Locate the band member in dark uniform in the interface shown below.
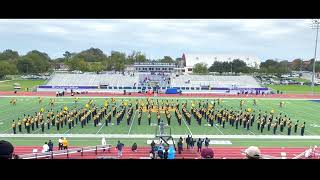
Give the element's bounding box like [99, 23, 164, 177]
[246, 120, 250, 130]
[41, 120, 45, 132]
[148, 113, 151, 126]
[157, 113, 161, 125]
[56, 119, 60, 131]
[267, 119, 271, 131]
[68, 118, 72, 129]
[18, 119, 22, 133]
[31, 119, 34, 131]
[47, 118, 51, 130]
[294, 120, 299, 133]
[301, 122, 305, 136]
[12, 120, 16, 134]
[235, 118, 239, 129]
[287, 122, 292, 135]
[178, 114, 182, 126]
[272, 122, 278, 135]
[137, 113, 142, 125]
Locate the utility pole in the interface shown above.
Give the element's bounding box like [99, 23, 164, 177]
[311, 19, 320, 94]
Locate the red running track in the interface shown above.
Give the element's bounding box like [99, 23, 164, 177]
[13, 146, 312, 159]
[1, 91, 320, 99]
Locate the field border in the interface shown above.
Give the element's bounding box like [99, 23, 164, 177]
[2, 134, 320, 139]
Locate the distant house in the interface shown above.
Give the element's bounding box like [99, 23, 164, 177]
[54, 63, 69, 71]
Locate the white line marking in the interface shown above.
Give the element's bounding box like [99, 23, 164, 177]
[181, 115, 193, 136]
[32, 128, 41, 134]
[213, 124, 225, 135]
[2, 127, 12, 134]
[127, 110, 137, 135]
[96, 123, 105, 134]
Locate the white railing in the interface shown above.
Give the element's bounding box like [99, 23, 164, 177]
[17, 144, 112, 159]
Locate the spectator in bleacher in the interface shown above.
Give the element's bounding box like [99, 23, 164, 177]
[62, 138, 68, 150]
[42, 142, 49, 153]
[58, 137, 63, 150]
[116, 141, 124, 157]
[131, 142, 137, 152]
[48, 140, 53, 152]
[0, 140, 14, 159]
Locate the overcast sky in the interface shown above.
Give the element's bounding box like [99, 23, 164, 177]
[0, 19, 317, 61]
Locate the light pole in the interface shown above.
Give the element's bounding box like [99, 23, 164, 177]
[311, 19, 320, 94]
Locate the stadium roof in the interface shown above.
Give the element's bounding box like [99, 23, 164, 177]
[182, 53, 261, 69]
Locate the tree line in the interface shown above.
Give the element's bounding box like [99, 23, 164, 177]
[0, 48, 181, 79]
[1, 48, 320, 79]
[192, 59, 320, 74]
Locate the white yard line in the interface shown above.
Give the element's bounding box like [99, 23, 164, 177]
[31, 128, 41, 134]
[127, 110, 137, 135]
[181, 116, 193, 136]
[95, 123, 105, 134]
[2, 127, 12, 134]
[213, 124, 225, 135]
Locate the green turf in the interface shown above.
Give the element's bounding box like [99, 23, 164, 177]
[1, 96, 320, 147]
[0, 80, 46, 91]
[291, 78, 311, 83]
[267, 85, 320, 94]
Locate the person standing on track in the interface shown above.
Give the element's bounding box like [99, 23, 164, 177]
[116, 141, 124, 158]
[204, 137, 210, 148]
[197, 138, 203, 153]
[58, 137, 63, 150]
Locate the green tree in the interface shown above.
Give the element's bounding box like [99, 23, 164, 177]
[231, 59, 248, 74]
[63, 51, 72, 60]
[291, 59, 303, 71]
[0, 49, 19, 60]
[159, 56, 174, 63]
[110, 51, 126, 71]
[193, 63, 208, 74]
[74, 48, 107, 62]
[0, 61, 18, 79]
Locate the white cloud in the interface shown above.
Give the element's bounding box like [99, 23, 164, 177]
[0, 19, 316, 60]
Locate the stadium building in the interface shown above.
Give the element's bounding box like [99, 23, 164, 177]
[178, 53, 261, 74]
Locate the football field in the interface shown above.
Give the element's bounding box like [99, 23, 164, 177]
[1, 96, 320, 147]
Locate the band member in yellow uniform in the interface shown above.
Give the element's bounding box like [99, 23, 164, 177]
[12, 120, 16, 134]
[26, 120, 30, 134]
[10, 98, 17, 105]
[38, 97, 43, 104]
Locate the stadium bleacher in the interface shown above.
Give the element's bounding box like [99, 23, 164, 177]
[38, 72, 266, 94]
